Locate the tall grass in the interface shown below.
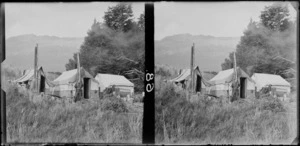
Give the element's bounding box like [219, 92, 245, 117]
[155, 82, 296, 144]
[6, 83, 143, 143]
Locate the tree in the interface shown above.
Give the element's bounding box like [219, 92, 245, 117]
[103, 3, 134, 32]
[221, 19, 266, 73]
[260, 3, 291, 32]
[65, 53, 78, 71]
[221, 52, 234, 70]
[221, 3, 296, 78]
[65, 20, 115, 73]
[137, 13, 145, 31]
[65, 3, 145, 92]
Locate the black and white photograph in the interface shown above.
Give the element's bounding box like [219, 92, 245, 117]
[1, 2, 144, 143]
[0, 1, 299, 145]
[155, 1, 298, 144]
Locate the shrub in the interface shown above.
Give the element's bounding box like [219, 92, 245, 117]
[155, 82, 198, 142]
[101, 94, 129, 113]
[1, 64, 22, 80]
[133, 94, 143, 103]
[258, 96, 286, 113]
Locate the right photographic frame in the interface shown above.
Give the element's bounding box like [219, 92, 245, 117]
[154, 1, 298, 145]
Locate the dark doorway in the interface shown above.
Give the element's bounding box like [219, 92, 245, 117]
[196, 75, 202, 92]
[180, 80, 186, 89]
[240, 77, 246, 98]
[83, 78, 90, 99]
[39, 76, 45, 93]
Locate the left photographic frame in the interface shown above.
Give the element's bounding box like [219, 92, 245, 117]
[1, 2, 145, 145]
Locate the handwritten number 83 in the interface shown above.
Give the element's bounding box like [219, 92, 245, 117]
[146, 73, 154, 92]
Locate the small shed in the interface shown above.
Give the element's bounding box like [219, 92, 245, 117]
[14, 66, 54, 93]
[251, 73, 291, 97]
[208, 67, 255, 98]
[51, 67, 99, 99]
[170, 66, 212, 93]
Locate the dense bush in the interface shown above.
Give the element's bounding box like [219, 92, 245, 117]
[1, 64, 22, 80]
[132, 94, 144, 103]
[101, 94, 129, 113]
[258, 96, 286, 113]
[155, 67, 172, 77]
[155, 82, 295, 144]
[1, 64, 22, 91]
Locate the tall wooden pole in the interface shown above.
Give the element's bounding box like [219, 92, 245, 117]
[233, 52, 237, 81]
[232, 51, 238, 101]
[74, 52, 82, 102]
[190, 43, 195, 93]
[77, 52, 81, 81]
[34, 44, 38, 93]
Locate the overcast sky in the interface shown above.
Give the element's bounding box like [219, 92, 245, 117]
[155, 1, 297, 40]
[5, 2, 144, 39]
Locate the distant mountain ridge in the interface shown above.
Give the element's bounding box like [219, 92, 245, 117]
[4, 34, 84, 72]
[155, 33, 240, 72]
[4, 33, 241, 73]
[7, 34, 82, 40]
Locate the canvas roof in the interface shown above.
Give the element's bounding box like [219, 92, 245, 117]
[251, 73, 291, 90]
[95, 73, 134, 88]
[14, 66, 55, 87]
[209, 67, 255, 85]
[14, 69, 35, 83]
[171, 69, 191, 82]
[14, 66, 44, 83]
[202, 72, 216, 81]
[53, 67, 97, 85]
[170, 66, 212, 86]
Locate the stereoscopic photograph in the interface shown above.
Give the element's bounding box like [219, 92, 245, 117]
[1, 2, 144, 143]
[155, 1, 297, 144]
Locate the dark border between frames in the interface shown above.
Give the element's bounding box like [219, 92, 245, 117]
[143, 3, 155, 144]
[1, 2, 7, 145]
[296, 2, 299, 144]
[0, 2, 154, 146]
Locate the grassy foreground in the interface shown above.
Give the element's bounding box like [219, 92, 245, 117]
[155, 80, 297, 144]
[6, 83, 143, 143]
